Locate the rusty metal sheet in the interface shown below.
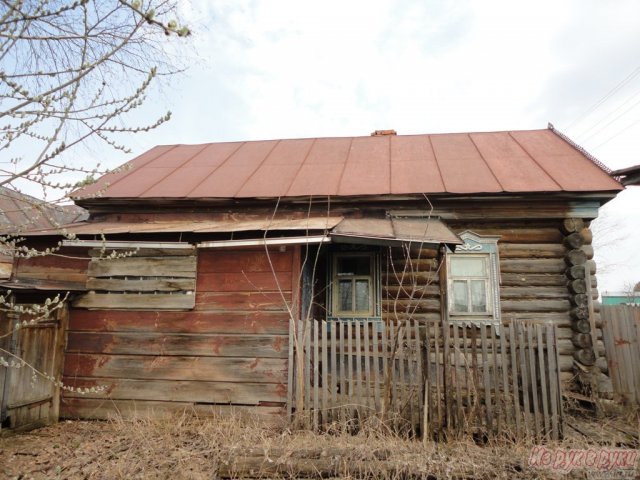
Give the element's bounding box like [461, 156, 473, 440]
[71, 128, 623, 202]
[22, 216, 344, 236]
[332, 217, 462, 246]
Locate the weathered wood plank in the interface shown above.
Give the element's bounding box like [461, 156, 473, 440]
[62, 377, 287, 404]
[66, 332, 289, 358]
[498, 243, 565, 258]
[86, 277, 195, 292]
[73, 292, 195, 310]
[69, 310, 290, 335]
[500, 259, 567, 274]
[195, 292, 290, 312]
[88, 256, 197, 278]
[501, 273, 566, 287]
[63, 354, 287, 382]
[197, 272, 292, 292]
[198, 250, 293, 273]
[60, 398, 284, 422]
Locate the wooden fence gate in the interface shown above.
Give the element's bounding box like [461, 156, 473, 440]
[290, 318, 563, 441]
[0, 305, 66, 431]
[601, 304, 640, 405]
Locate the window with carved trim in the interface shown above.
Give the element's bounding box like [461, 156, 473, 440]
[447, 232, 501, 323]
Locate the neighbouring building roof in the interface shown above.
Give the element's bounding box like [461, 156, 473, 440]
[72, 127, 623, 202]
[611, 164, 640, 186]
[0, 187, 88, 233]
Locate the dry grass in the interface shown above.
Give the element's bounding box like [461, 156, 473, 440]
[0, 410, 637, 479]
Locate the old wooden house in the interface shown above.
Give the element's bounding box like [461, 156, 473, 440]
[1, 126, 624, 437]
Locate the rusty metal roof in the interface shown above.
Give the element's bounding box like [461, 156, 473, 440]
[23, 216, 344, 236]
[332, 217, 462, 247]
[71, 128, 622, 201]
[0, 186, 88, 233]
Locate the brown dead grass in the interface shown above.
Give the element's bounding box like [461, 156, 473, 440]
[0, 411, 637, 479]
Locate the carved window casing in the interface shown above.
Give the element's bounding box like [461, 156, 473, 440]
[446, 231, 501, 325]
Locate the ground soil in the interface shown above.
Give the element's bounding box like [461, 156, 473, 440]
[0, 412, 637, 479]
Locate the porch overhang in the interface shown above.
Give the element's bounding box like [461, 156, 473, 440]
[330, 217, 462, 249]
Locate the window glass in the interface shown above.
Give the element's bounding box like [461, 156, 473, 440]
[470, 280, 487, 312]
[338, 280, 352, 311]
[337, 256, 370, 276]
[452, 280, 468, 312]
[355, 279, 370, 311]
[450, 257, 485, 276]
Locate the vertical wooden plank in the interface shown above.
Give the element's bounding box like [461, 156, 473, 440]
[489, 324, 501, 434]
[508, 322, 522, 439]
[546, 325, 559, 441]
[601, 308, 622, 399]
[347, 321, 353, 399]
[480, 325, 492, 432]
[517, 323, 531, 437]
[552, 325, 564, 438]
[372, 321, 381, 413]
[330, 320, 337, 420]
[536, 325, 551, 439]
[339, 321, 346, 413]
[498, 323, 513, 432]
[461, 326, 471, 415]
[363, 320, 372, 413]
[470, 324, 479, 428]
[304, 318, 311, 413]
[397, 322, 406, 417]
[452, 324, 461, 430]
[413, 319, 422, 436]
[381, 320, 389, 417]
[321, 320, 329, 423]
[313, 320, 319, 429]
[287, 316, 295, 419]
[355, 320, 363, 413]
[433, 319, 442, 430]
[422, 319, 431, 441]
[526, 325, 541, 440]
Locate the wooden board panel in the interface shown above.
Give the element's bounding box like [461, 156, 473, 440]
[89, 248, 196, 257]
[197, 272, 292, 292]
[498, 243, 565, 258]
[195, 292, 290, 311]
[198, 250, 292, 273]
[60, 398, 284, 422]
[66, 332, 289, 358]
[88, 256, 197, 278]
[61, 377, 287, 404]
[73, 292, 195, 310]
[68, 310, 290, 335]
[86, 277, 195, 292]
[64, 354, 287, 383]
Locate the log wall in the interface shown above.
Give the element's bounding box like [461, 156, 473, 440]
[381, 218, 603, 386]
[61, 247, 295, 420]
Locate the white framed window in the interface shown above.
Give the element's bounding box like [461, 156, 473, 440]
[447, 231, 501, 323]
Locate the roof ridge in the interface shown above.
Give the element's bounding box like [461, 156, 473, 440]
[547, 123, 615, 176]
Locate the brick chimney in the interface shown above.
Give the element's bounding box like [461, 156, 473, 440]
[371, 129, 397, 136]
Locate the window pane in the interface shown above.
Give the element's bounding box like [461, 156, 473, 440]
[338, 280, 352, 311]
[450, 257, 485, 277]
[337, 256, 370, 276]
[470, 280, 487, 312]
[452, 280, 468, 312]
[355, 280, 370, 311]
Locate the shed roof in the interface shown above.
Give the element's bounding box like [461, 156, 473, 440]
[72, 128, 622, 201]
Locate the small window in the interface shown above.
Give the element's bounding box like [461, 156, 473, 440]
[446, 231, 501, 323]
[449, 255, 491, 314]
[332, 253, 376, 317]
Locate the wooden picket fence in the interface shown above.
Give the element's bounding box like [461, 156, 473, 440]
[601, 305, 640, 405]
[290, 318, 563, 441]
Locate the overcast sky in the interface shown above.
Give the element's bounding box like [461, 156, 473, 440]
[100, 0, 640, 293]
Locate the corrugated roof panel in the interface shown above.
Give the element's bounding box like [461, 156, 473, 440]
[511, 130, 622, 191]
[470, 132, 562, 192]
[338, 136, 390, 195]
[431, 133, 503, 193]
[188, 140, 277, 197]
[390, 135, 445, 194]
[143, 143, 242, 197]
[236, 139, 313, 197]
[73, 145, 176, 198]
